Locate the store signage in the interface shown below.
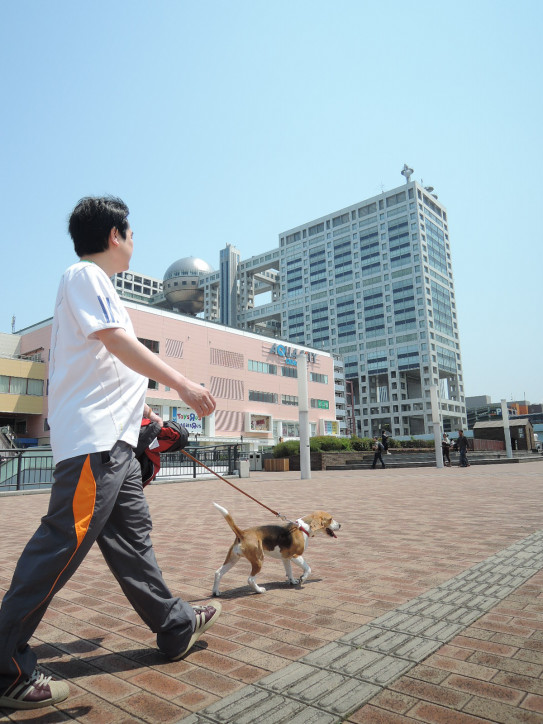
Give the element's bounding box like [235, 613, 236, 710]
[269, 344, 317, 365]
[323, 420, 339, 436]
[171, 407, 203, 434]
[250, 414, 271, 432]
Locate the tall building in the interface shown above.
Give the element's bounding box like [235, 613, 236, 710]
[111, 166, 467, 438]
[219, 244, 240, 326]
[201, 167, 467, 437]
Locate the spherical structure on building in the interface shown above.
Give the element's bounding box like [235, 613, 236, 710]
[163, 257, 214, 315]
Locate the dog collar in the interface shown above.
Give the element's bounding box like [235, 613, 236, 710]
[295, 518, 310, 536]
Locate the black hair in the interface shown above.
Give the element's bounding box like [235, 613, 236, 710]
[68, 196, 130, 257]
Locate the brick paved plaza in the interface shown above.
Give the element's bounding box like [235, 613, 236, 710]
[1, 462, 542, 723]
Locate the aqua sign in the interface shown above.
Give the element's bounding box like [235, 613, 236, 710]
[269, 344, 317, 365]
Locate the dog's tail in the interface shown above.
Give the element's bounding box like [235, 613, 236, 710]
[213, 502, 245, 540]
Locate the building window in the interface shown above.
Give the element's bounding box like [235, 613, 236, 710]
[281, 366, 298, 378]
[310, 372, 328, 384]
[282, 394, 299, 406]
[248, 360, 277, 375]
[148, 380, 159, 390]
[282, 421, 300, 437]
[26, 379, 44, 396]
[0, 375, 44, 396]
[138, 338, 160, 353]
[248, 390, 278, 403]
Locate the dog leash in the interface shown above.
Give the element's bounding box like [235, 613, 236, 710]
[181, 449, 291, 523]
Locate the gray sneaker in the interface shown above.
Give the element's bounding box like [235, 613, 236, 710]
[169, 602, 222, 660]
[0, 668, 69, 710]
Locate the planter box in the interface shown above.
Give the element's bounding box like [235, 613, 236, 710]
[264, 458, 290, 472]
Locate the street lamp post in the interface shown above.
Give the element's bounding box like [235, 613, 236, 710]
[501, 399, 513, 458]
[298, 352, 311, 480]
[430, 384, 444, 468]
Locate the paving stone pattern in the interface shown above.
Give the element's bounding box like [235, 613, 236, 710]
[183, 531, 543, 723]
[0, 463, 543, 723]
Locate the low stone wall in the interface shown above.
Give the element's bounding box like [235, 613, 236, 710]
[288, 448, 445, 471]
[275, 448, 541, 472]
[289, 451, 367, 471]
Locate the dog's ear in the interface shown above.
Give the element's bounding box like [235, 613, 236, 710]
[309, 517, 321, 532]
[309, 512, 329, 532]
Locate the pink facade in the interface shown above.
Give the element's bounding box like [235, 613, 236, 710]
[19, 303, 337, 446]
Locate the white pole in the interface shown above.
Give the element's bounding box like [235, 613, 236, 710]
[430, 384, 444, 468]
[501, 399, 513, 458]
[298, 352, 311, 479]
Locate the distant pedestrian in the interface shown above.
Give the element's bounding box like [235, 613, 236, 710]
[454, 430, 470, 467]
[442, 433, 451, 466]
[381, 429, 391, 455]
[371, 437, 386, 469]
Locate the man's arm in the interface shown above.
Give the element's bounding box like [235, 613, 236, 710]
[94, 327, 216, 419]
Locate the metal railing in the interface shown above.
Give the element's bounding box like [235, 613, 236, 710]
[155, 445, 241, 480]
[0, 448, 55, 491]
[0, 444, 241, 492]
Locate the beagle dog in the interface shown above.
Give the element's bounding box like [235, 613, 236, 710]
[212, 502, 341, 595]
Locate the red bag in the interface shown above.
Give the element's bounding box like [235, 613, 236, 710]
[135, 418, 189, 486]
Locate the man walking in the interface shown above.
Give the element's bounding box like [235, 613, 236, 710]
[455, 429, 470, 467]
[381, 429, 391, 455]
[371, 436, 386, 469]
[0, 197, 221, 710]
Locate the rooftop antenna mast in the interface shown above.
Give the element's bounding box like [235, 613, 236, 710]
[401, 163, 414, 183]
[11, 316, 15, 334]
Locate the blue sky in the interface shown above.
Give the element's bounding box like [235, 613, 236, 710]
[1, 0, 542, 402]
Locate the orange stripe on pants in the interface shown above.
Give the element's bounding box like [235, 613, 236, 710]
[22, 455, 96, 623]
[73, 455, 97, 547]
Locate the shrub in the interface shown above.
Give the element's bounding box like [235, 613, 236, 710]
[274, 436, 354, 456]
[272, 435, 437, 456]
[397, 437, 434, 449]
[272, 440, 299, 458]
[350, 436, 372, 451]
[310, 436, 349, 452]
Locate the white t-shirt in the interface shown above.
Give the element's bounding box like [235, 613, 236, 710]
[48, 261, 147, 463]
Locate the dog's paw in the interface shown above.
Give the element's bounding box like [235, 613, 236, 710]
[255, 586, 266, 593]
[212, 591, 221, 597]
[288, 578, 300, 585]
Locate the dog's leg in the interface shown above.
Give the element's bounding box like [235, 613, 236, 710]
[292, 556, 312, 583]
[247, 576, 266, 594]
[247, 549, 266, 593]
[282, 558, 299, 585]
[212, 545, 241, 597]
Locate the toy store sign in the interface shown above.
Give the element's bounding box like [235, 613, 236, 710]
[171, 408, 203, 434]
[269, 344, 317, 367]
